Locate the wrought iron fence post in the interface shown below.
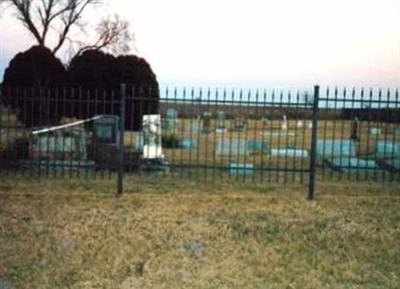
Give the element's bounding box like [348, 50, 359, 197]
[117, 83, 126, 196]
[308, 85, 320, 200]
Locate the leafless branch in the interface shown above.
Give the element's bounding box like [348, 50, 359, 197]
[75, 14, 134, 56]
[2, 0, 103, 54]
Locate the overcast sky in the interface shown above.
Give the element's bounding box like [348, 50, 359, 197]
[0, 0, 399, 88]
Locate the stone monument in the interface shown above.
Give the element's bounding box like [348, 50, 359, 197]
[142, 114, 164, 159]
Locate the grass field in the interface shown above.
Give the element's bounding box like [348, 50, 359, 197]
[0, 177, 399, 289]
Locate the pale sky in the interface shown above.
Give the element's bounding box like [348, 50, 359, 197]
[0, 0, 399, 88]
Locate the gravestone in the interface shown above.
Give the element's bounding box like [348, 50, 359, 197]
[308, 121, 313, 129]
[297, 120, 304, 128]
[246, 140, 268, 152]
[328, 157, 378, 170]
[385, 159, 400, 171]
[375, 141, 400, 159]
[216, 138, 248, 156]
[93, 115, 119, 144]
[317, 139, 356, 157]
[271, 148, 309, 158]
[281, 115, 288, 131]
[351, 117, 359, 141]
[163, 108, 178, 134]
[180, 138, 197, 149]
[369, 127, 381, 135]
[229, 163, 254, 175]
[391, 128, 400, 136]
[92, 115, 120, 168]
[135, 132, 144, 150]
[234, 116, 246, 132]
[261, 116, 270, 127]
[185, 119, 203, 132]
[260, 130, 295, 137]
[142, 114, 163, 159]
[201, 112, 212, 133]
[216, 111, 227, 133]
[31, 126, 88, 161]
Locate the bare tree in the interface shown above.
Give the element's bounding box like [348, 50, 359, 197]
[72, 14, 135, 57]
[1, 0, 103, 54]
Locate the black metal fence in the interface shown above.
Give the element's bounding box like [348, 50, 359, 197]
[0, 84, 399, 198]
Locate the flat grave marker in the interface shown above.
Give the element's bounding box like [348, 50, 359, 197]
[375, 141, 400, 159]
[216, 138, 248, 156]
[327, 157, 378, 171]
[270, 148, 309, 158]
[260, 130, 295, 137]
[180, 138, 197, 149]
[229, 163, 254, 175]
[246, 140, 268, 152]
[391, 128, 400, 136]
[384, 159, 400, 171]
[317, 139, 356, 157]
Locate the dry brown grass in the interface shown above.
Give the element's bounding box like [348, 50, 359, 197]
[0, 177, 399, 289]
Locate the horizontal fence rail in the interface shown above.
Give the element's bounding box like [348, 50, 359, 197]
[0, 84, 399, 195]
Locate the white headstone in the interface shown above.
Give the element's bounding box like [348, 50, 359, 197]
[281, 115, 288, 131]
[308, 121, 313, 129]
[270, 148, 309, 158]
[369, 127, 381, 136]
[297, 120, 304, 128]
[142, 114, 164, 159]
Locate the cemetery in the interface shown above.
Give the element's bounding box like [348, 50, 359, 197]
[0, 1, 399, 286]
[1, 88, 400, 288]
[2, 104, 400, 179]
[3, 95, 400, 289]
